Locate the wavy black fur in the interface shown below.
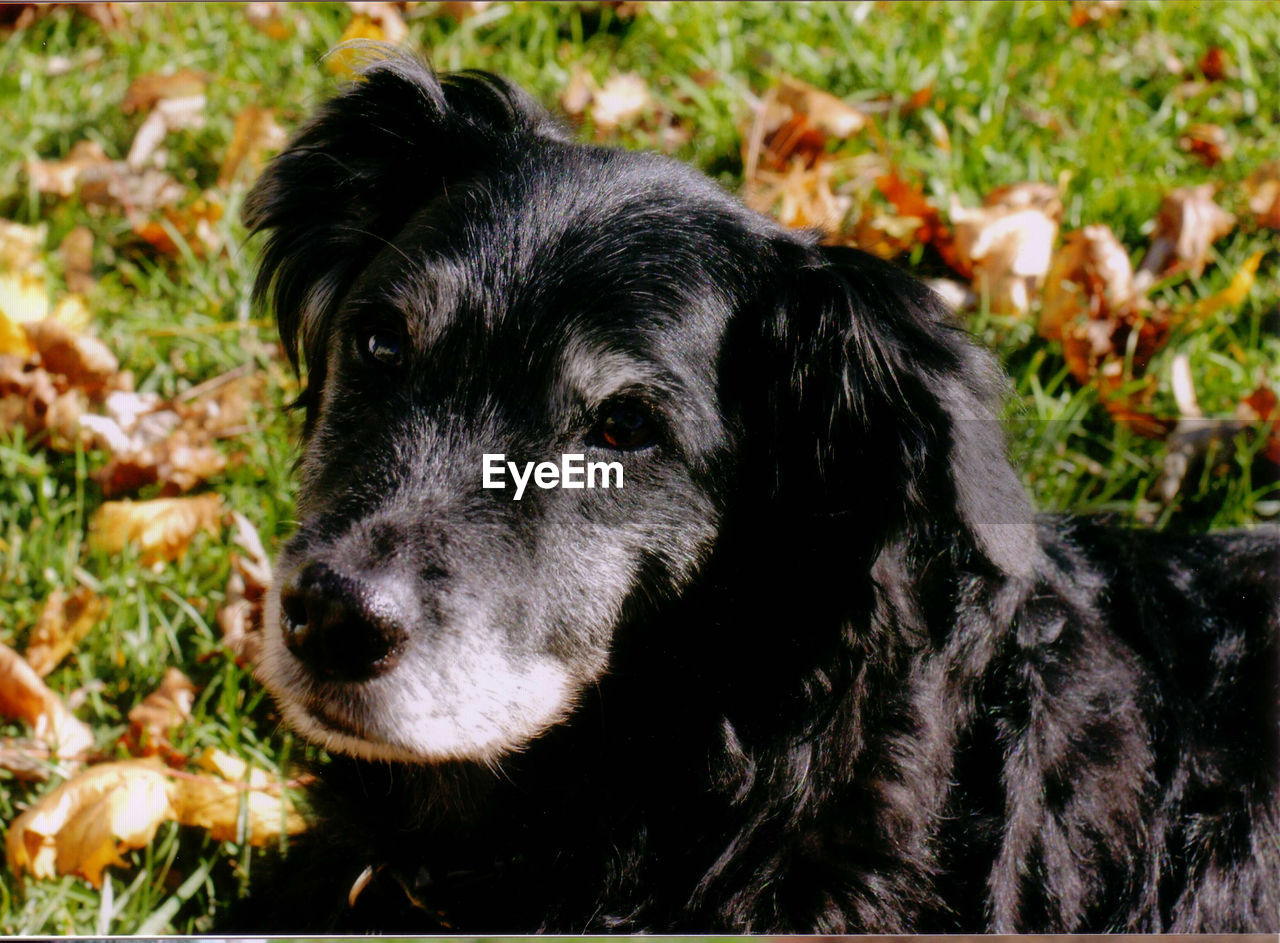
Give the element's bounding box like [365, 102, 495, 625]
[230, 51, 1279, 933]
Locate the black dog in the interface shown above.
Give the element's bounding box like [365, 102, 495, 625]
[232, 51, 1280, 933]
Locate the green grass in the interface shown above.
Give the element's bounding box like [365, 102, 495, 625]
[0, 1, 1277, 933]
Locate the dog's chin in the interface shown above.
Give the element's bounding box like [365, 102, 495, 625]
[257, 608, 583, 765]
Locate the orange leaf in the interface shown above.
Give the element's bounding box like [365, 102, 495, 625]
[5, 759, 174, 887]
[0, 643, 94, 761]
[24, 587, 108, 678]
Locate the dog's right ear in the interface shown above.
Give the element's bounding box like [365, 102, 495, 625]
[242, 48, 559, 407]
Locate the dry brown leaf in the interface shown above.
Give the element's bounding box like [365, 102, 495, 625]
[170, 748, 307, 845]
[24, 587, 107, 677]
[437, 0, 492, 18]
[590, 73, 652, 132]
[0, 355, 84, 446]
[88, 494, 224, 564]
[1069, 0, 1124, 27]
[0, 643, 94, 761]
[743, 160, 851, 233]
[22, 317, 119, 396]
[0, 219, 44, 271]
[950, 182, 1062, 314]
[25, 141, 109, 199]
[121, 68, 209, 115]
[346, 1, 408, 42]
[218, 106, 287, 188]
[1040, 224, 1137, 342]
[1137, 184, 1235, 283]
[58, 226, 95, 294]
[1198, 46, 1229, 81]
[1238, 383, 1280, 467]
[244, 1, 293, 38]
[127, 668, 196, 750]
[132, 196, 224, 258]
[1245, 161, 1280, 230]
[5, 759, 174, 887]
[218, 511, 273, 664]
[81, 372, 259, 495]
[745, 76, 871, 176]
[126, 94, 207, 170]
[1040, 224, 1172, 429]
[1178, 122, 1230, 168]
[871, 172, 970, 275]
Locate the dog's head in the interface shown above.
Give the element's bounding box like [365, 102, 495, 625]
[243, 52, 1035, 765]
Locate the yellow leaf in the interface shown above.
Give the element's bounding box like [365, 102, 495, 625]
[0, 307, 33, 357]
[170, 748, 308, 844]
[5, 759, 174, 887]
[127, 667, 196, 746]
[0, 642, 95, 760]
[327, 16, 386, 76]
[24, 587, 108, 678]
[0, 271, 49, 327]
[1191, 250, 1263, 322]
[88, 494, 224, 564]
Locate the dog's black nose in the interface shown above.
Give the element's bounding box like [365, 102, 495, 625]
[279, 561, 411, 681]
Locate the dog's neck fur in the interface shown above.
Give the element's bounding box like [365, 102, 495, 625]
[308, 526, 1047, 933]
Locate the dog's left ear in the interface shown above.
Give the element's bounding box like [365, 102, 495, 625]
[729, 242, 1037, 579]
[241, 49, 561, 407]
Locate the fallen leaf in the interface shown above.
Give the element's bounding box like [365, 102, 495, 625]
[218, 511, 273, 664]
[5, 759, 174, 887]
[127, 668, 196, 750]
[437, 0, 492, 18]
[58, 226, 95, 294]
[24, 140, 113, 199]
[0, 354, 85, 447]
[0, 310, 33, 358]
[0, 219, 44, 271]
[873, 171, 968, 276]
[1069, 0, 1125, 27]
[1178, 122, 1230, 168]
[1040, 224, 1172, 430]
[745, 76, 871, 175]
[0, 220, 50, 330]
[22, 318, 119, 396]
[24, 587, 108, 677]
[0, 643, 94, 761]
[88, 494, 224, 564]
[1136, 184, 1235, 284]
[743, 160, 851, 233]
[218, 106, 287, 188]
[1189, 250, 1262, 322]
[950, 182, 1062, 314]
[346, 1, 408, 43]
[121, 68, 209, 115]
[170, 748, 307, 845]
[132, 196, 224, 258]
[1245, 162, 1280, 229]
[327, 15, 387, 76]
[126, 94, 207, 171]
[1041, 224, 1138, 343]
[1198, 46, 1229, 81]
[244, 1, 293, 38]
[590, 73, 652, 132]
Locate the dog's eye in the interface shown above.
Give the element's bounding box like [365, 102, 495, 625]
[594, 402, 656, 451]
[359, 329, 403, 367]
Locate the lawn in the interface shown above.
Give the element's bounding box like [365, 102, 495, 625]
[0, 1, 1277, 934]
